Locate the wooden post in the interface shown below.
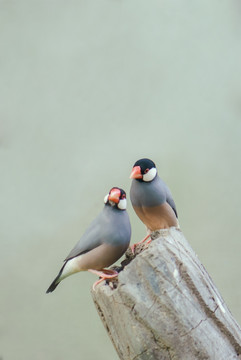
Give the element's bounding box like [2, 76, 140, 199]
[91, 228, 241, 360]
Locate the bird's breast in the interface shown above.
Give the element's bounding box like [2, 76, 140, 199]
[133, 202, 178, 231]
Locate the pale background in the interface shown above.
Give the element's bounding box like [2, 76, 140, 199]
[1, 1, 241, 359]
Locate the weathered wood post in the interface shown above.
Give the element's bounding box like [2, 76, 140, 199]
[91, 228, 241, 360]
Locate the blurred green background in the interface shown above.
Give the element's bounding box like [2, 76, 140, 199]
[1, 1, 241, 359]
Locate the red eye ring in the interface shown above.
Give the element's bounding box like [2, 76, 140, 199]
[122, 194, 126, 199]
[144, 168, 149, 174]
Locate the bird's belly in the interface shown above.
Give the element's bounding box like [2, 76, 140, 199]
[76, 242, 128, 271]
[134, 203, 178, 231]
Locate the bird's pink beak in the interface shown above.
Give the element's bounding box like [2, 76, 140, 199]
[130, 166, 142, 179]
[108, 188, 121, 203]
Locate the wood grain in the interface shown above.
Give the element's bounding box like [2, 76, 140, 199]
[92, 228, 241, 360]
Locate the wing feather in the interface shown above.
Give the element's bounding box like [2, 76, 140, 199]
[64, 212, 105, 261]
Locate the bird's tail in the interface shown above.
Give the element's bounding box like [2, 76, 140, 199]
[46, 263, 65, 293]
[46, 276, 60, 293]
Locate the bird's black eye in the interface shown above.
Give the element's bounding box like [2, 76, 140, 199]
[144, 168, 149, 174]
[122, 194, 126, 199]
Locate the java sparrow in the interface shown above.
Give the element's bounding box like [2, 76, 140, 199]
[46, 187, 131, 293]
[130, 158, 179, 248]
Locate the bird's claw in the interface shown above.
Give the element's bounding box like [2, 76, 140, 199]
[89, 269, 118, 291]
[130, 234, 151, 254]
[131, 244, 137, 254]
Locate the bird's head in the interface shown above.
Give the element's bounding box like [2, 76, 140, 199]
[104, 187, 127, 210]
[130, 158, 157, 182]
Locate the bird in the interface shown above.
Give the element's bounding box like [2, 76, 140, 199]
[130, 158, 178, 250]
[46, 187, 131, 293]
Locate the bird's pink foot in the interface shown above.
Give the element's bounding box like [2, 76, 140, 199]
[88, 269, 118, 290]
[131, 233, 151, 254]
[144, 238, 153, 249]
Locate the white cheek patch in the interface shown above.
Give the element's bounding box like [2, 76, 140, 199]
[104, 194, 109, 204]
[118, 198, 127, 210]
[143, 168, 157, 182]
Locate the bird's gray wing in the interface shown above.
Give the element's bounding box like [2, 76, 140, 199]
[165, 187, 178, 218]
[64, 211, 105, 261]
[155, 176, 178, 218]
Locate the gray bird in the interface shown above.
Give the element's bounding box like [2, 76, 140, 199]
[46, 187, 131, 293]
[130, 158, 178, 248]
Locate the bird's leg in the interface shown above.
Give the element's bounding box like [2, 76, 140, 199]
[131, 233, 151, 254]
[88, 269, 118, 290]
[144, 237, 153, 246]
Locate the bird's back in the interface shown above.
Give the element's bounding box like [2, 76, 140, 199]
[65, 205, 131, 261]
